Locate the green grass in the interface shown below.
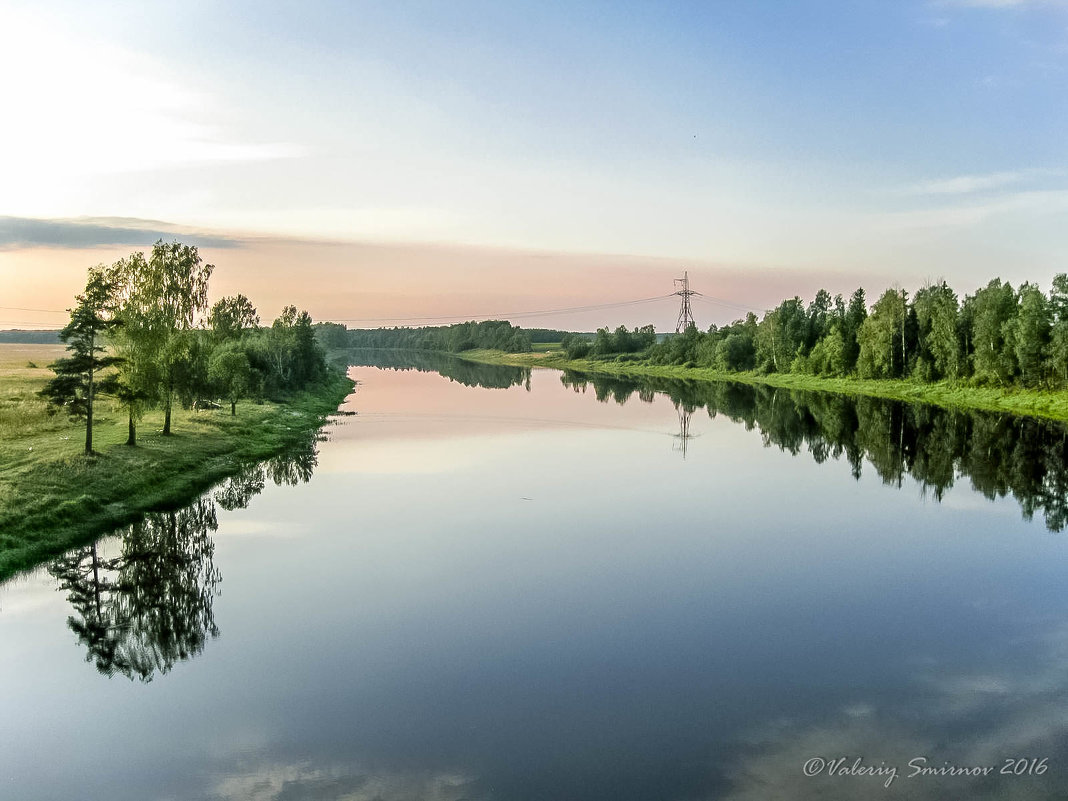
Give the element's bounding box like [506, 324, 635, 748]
[461, 348, 1068, 422]
[0, 344, 354, 581]
[531, 342, 561, 352]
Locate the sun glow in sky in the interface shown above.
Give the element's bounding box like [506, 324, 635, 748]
[2, 0, 1068, 331]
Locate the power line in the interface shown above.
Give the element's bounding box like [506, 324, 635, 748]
[328, 294, 675, 324]
[692, 293, 763, 313]
[0, 306, 67, 314]
[0, 291, 768, 329]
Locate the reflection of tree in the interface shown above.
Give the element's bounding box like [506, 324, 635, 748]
[265, 433, 319, 486]
[345, 348, 531, 390]
[48, 426, 326, 680]
[561, 368, 1068, 533]
[49, 498, 221, 682]
[212, 435, 320, 513]
[213, 462, 266, 511]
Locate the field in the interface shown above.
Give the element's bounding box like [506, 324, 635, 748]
[0, 344, 353, 580]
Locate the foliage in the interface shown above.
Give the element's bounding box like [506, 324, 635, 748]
[39, 266, 124, 454]
[344, 319, 533, 353]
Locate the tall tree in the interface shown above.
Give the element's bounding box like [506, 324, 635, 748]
[209, 342, 252, 415]
[806, 289, 832, 351]
[207, 294, 259, 341]
[1011, 282, 1051, 387]
[912, 281, 961, 381]
[968, 279, 1018, 385]
[129, 241, 214, 434]
[843, 287, 867, 373]
[111, 252, 159, 446]
[40, 266, 123, 454]
[857, 288, 907, 379]
[1048, 274, 1068, 384]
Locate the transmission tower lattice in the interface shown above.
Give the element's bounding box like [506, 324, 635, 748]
[674, 271, 696, 333]
[673, 406, 696, 459]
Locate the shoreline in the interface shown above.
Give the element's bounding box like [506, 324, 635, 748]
[459, 349, 1068, 423]
[0, 370, 354, 582]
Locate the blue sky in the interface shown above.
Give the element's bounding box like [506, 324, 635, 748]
[2, 0, 1067, 329]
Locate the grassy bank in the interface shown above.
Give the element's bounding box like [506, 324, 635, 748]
[0, 344, 354, 581]
[461, 348, 1068, 422]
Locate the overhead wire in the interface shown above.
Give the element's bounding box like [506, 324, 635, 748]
[1, 292, 771, 329]
[691, 293, 763, 314]
[328, 294, 676, 324]
[0, 306, 68, 314]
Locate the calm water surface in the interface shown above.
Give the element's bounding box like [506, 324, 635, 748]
[4, 353, 1068, 800]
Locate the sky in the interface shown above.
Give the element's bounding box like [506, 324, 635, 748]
[2, 0, 1067, 331]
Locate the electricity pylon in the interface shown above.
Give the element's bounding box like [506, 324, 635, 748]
[674, 271, 696, 333]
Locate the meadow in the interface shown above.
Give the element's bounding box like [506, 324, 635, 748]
[0, 343, 352, 580]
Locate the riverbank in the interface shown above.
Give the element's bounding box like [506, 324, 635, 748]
[0, 344, 354, 580]
[461, 348, 1068, 422]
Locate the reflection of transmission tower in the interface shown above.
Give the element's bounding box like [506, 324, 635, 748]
[674, 271, 696, 333]
[673, 405, 697, 459]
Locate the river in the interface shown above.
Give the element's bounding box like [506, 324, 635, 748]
[3, 352, 1068, 800]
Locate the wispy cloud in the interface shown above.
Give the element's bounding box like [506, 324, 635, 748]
[0, 217, 244, 251]
[942, 0, 1052, 8]
[876, 188, 1068, 230]
[0, 8, 305, 209]
[907, 168, 1063, 196]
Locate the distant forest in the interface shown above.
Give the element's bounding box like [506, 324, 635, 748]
[315, 320, 574, 353]
[0, 330, 61, 344]
[563, 277, 1068, 390]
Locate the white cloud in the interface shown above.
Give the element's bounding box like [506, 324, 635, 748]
[0, 9, 303, 212]
[874, 188, 1068, 230]
[908, 168, 1063, 196]
[943, 0, 1053, 8]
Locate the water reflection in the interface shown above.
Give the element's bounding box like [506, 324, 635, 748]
[9, 361, 1068, 800]
[342, 348, 531, 390]
[48, 435, 321, 681]
[561, 370, 1068, 532]
[48, 499, 221, 682]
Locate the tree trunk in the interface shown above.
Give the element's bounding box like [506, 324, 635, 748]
[163, 390, 172, 435]
[231, 400, 236, 416]
[127, 410, 136, 446]
[85, 331, 95, 455]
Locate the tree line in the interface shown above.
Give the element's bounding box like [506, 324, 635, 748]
[573, 277, 1068, 389]
[42, 240, 329, 454]
[561, 325, 656, 359]
[319, 320, 535, 353]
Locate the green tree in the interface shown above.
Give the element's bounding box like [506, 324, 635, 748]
[912, 281, 961, 381]
[806, 289, 832, 351]
[1048, 274, 1068, 384]
[207, 294, 259, 341]
[843, 287, 867, 373]
[39, 266, 123, 454]
[968, 279, 1018, 385]
[857, 289, 907, 379]
[110, 252, 159, 446]
[209, 342, 252, 415]
[1011, 282, 1050, 387]
[128, 240, 214, 434]
[756, 298, 807, 372]
[808, 324, 847, 376]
